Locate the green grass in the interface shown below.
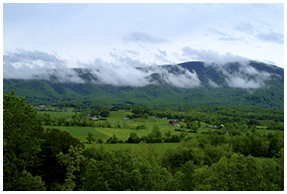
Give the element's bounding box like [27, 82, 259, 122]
[41, 110, 223, 143]
[89, 142, 180, 156]
[43, 125, 109, 142]
[41, 110, 284, 153]
[38, 111, 74, 118]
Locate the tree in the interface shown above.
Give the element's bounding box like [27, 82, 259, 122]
[96, 138, 104, 144]
[83, 150, 171, 191]
[145, 125, 162, 143]
[86, 132, 96, 144]
[268, 136, 284, 157]
[260, 149, 284, 190]
[194, 154, 265, 191]
[164, 130, 171, 142]
[143, 113, 149, 119]
[162, 147, 204, 174]
[169, 161, 198, 190]
[197, 121, 201, 128]
[56, 145, 86, 191]
[203, 143, 233, 164]
[128, 132, 141, 143]
[106, 134, 118, 144]
[28, 128, 85, 190]
[99, 107, 110, 117]
[3, 90, 46, 190]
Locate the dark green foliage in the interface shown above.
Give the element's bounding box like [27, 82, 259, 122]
[144, 125, 163, 143]
[135, 124, 147, 130]
[268, 136, 284, 157]
[3, 90, 46, 190]
[28, 128, 85, 190]
[128, 132, 141, 143]
[193, 154, 265, 191]
[168, 161, 198, 191]
[106, 134, 119, 144]
[83, 150, 171, 191]
[86, 132, 96, 144]
[162, 146, 204, 174]
[203, 155, 213, 166]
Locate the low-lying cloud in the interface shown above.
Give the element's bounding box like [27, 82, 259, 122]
[3, 49, 274, 89]
[3, 50, 84, 83]
[81, 58, 201, 88]
[3, 50, 201, 88]
[211, 61, 272, 89]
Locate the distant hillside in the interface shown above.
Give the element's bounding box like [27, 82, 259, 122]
[3, 61, 284, 109]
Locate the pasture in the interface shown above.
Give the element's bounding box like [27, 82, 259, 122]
[42, 109, 217, 142]
[88, 142, 181, 156]
[41, 109, 284, 150]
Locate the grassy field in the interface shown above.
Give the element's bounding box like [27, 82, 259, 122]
[41, 109, 283, 166]
[87, 142, 181, 156]
[42, 109, 218, 142]
[41, 109, 284, 154]
[43, 125, 109, 142]
[38, 110, 74, 118]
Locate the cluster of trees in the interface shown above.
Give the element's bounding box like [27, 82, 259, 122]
[4, 91, 85, 190]
[129, 105, 284, 132]
[38, 104, 284, 135]
[85, 126, 185, 144]
[97, 126, 284, 159]
[3, 91, 284, 191]
[38, 113, 93, 127]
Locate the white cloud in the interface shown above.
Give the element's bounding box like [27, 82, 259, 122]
[3, 50, 276, 89]
[225, 77, 263, 89]
[123, 31, 169, 44]
[208, 79, 220, 88]
[181, 47, 249, 64]
[3, 50, 84, 83]
[209, 62, 272, 89]
[84, 58, 201, 88]
[256, 30, 284, 44]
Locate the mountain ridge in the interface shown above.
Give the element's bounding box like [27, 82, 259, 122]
[3, 61, 284, 109]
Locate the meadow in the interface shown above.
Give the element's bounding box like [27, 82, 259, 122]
[41, 109, 217, 142]
[40, 108, 284, 159]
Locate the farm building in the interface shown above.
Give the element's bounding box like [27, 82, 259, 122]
[90, 118, 98, 121]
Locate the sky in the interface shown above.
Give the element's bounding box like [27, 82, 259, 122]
[2, 2, 285, 88]
[3, 3, 284, 68]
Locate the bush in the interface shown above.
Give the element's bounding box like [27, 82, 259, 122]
[136, 124, 147, 130]
[106, 134, 118, 144]
[145, 126, 162, 143]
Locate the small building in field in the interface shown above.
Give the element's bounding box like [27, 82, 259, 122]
[123, 118, 130, 120]
[90, 118, 98, 121]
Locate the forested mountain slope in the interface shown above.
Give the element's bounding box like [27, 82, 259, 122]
[3, 61, 284, 109]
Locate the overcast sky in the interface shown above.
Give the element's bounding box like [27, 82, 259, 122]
[3, 3, 285, 71]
